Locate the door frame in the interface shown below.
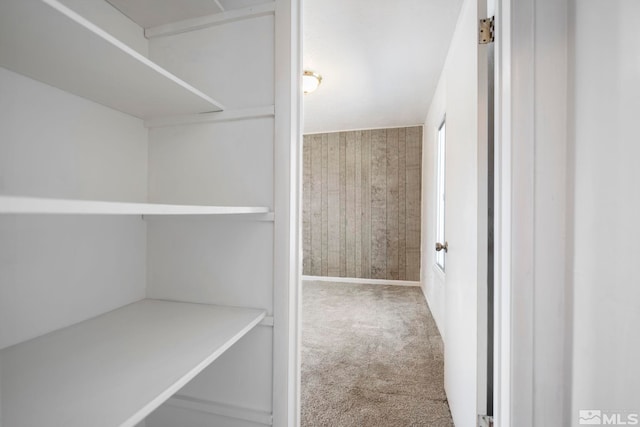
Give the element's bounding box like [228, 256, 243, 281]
[288, 0, 570, 424]
[493, 0, 518, 423]
[274, 0, 303, 426]
[493, 0, 570, 425]
[493, 0, 535, 424]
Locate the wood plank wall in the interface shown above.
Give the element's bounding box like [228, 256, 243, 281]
[303, 126, 422, 281]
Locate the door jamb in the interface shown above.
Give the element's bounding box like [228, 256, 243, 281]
[494, 0, 537, 425]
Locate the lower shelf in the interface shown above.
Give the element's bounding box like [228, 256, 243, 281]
[0, 299, 266, 427]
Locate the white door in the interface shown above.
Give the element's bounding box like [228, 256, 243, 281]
[423, 0, 491, 425]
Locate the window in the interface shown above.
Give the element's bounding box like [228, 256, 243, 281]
[435, 119, 446, 271]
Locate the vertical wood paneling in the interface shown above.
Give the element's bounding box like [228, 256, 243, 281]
[405, 126, 422, 281]
[361, 130, 372, 278]
[327, 133, 340, 277]
[320, 134, 329, 276]
[339, 133, 347, 276]
[310, 134, 322, 276]
[354, 131, 362, 278]
[303, 127, 422, 280]
[398, 128, 407, 280]
[345, 132, 356, 277]
[370, 129, 387, 279]
[303, 136, 312, 275]
[386, 128, 399, 280]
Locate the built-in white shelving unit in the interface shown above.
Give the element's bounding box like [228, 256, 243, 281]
[0, 300, 266, 427]
[0, 0, 292, 424]
[0, 196, 271, 216]
[0, 0, 224, 119]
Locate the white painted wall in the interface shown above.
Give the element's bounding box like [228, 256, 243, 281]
[570, 1, 640, 424]
[0, 67, 148, 350]
[148, 118, 274, 207]
[0, 68, 148, 202]
[421, 0, 480, 425]
[148, 15, 274, 110]
[147, 218, 274, 312]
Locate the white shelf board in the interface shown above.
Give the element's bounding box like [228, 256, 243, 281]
[0, 0, 224, 119]
[0, 299, 266, 427]
[106, 0, 224, 28]
[0, 196, 270, 216]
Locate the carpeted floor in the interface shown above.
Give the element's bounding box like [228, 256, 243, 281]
[301, 281, 454, 427]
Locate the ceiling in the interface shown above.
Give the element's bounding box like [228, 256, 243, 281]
[303, 0, 464, 134]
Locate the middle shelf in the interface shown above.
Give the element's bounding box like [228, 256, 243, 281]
[0, 196, 272, 217]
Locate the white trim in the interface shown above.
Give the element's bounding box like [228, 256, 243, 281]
[502, 0, 536, 425]
[302, 275, 420, 287]
[144, 106, 275, 128]
[494, 0, 512, 425]
[145, 3, 276, 38]
[166, 395, 272, 426]
[304, 123, 424, 136]
[273, 0, 302, 426]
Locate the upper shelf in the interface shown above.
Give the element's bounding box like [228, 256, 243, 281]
[0, 196, 271, 216]
[0, 299, 266, 427]
[105, 0, 225, 28]
[0, 0, 224, 120]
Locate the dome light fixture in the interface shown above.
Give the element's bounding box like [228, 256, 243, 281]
[303, 70, 322, 94]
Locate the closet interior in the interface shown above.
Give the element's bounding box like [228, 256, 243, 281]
[0, 0, 297, 426]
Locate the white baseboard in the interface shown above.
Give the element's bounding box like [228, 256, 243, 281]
[302, 275, 420, 287]
[165, 395, 272, 426]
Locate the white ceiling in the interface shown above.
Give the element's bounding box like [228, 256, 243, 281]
[303, 0, 464, 134]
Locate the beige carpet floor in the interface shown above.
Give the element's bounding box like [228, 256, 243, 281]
[301, 281, 454, 427]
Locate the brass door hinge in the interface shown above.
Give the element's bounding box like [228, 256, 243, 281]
[479, 17, 495, 44]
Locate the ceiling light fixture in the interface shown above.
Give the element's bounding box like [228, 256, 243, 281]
[303, 70, 322, 94]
